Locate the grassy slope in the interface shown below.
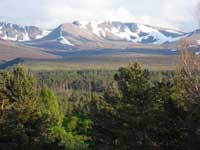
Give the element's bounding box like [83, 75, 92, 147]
[0, 40, 59, 61]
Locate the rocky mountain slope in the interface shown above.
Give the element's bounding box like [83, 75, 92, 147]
[0, 22, 49, 41]
[26, 21, 188, 50]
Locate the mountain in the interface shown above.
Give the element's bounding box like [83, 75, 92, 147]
[72, 21, 186, 44]
[1, 20, 200, 61]
[26, 21, 187, 50]
[0, 22, 49, 41]
[184, 29, 200, 42]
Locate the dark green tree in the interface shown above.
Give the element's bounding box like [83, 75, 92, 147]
[92, 63, 159, 150]
[0, 66, 89, 150]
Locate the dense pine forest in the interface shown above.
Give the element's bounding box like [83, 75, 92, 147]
[0, 51, 200, 150]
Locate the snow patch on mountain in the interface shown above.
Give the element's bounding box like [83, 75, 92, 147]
[90, 21, 106, 37]
[35, 30, 51, 39]
[58, 36, 74, 46]
[0, 22, 48, 42]
[195, 51, 200, 55]
[21, 31, 30, 41]
[73, 21, 186, 44]
[77, 21, 88, 29]
[110, 26, 136, 41]
[140, 25, 187, 44]
[196, 40, 200, 45]
[57, 29, 74, 46]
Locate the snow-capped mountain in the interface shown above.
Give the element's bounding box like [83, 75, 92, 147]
[72, 21, 186, 44]
[26, 22, 103, 50]
[26, 21, 188, 50]
[0, 20, 192, 51]
[0, 22, 49, 41]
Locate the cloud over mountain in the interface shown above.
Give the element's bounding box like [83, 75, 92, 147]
[0, 0, 199, 31]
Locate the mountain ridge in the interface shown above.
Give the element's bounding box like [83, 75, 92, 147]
[0, 20, 200, 60]
[0, 22, 49, 41]
[23, 20, 191, 51]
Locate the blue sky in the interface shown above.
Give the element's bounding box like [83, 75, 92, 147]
[0, 0, 199, 31]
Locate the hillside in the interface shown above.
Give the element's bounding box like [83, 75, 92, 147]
[0, 40, 58, 62]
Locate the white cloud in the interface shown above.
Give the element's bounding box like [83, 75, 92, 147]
[0, 0, 199, 31]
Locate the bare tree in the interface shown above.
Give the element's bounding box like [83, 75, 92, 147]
[176, 39, 200, 102]
[175, 2, 200, 109]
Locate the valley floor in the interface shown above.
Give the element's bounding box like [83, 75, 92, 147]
[22, 54, 177, 71]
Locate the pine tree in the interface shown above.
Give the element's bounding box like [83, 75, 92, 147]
[92, 63, 158, 150]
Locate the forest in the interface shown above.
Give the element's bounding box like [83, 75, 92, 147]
[0, 50, 200, 150]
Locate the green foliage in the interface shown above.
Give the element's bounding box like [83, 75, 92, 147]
[4, 66, 36, 103]
[0, 63, 200, 150]
[47, 126, 88, 150]
[91, 63, 200, 150]
[0, 66, 89, 150]
[0, 66, 44, 150]
[39, 86, 63, 127]
[91, 63, 157, 149]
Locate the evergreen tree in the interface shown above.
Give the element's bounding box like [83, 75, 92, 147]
[0, 66, 89, 150]
[92, 63, 158, 149]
